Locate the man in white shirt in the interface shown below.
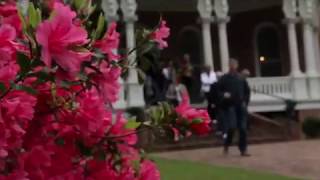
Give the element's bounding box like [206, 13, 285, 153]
[201, 65, 217, 99]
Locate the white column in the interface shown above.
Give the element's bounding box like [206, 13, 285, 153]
[312, 0, 320, 71]
[120, 0, 144, 107]
[214, 0, 230, 73]
[299, 0, 319, 76]
[304, 22, 320, 99]
[313, 29, 320, 71]
[298, 0, 320, 99]
[285, 19, 303, 76]
[197, 0, 215, 68]
[201, 18, 214, 68]
[18, 0, 29, 15]
[217, 18, 230, 73]
[282, 0, 308, 100]
[102, 0, 127, 109]
[303, 22, 318, 77]
[102, 0, 119, 23]
[125, 21, 138, 83]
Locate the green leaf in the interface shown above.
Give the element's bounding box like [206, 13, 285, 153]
[139, 43, 155, 56]
[36, 8, 42, 26]
[29, 71, 54, 84]
[88, 4, 97, 16]
[17, 53, 31, 75]
[28, 3, 41, 29]
[159, 102, 172, 121]
[13, 84, 38, 95]
[96, 150, 106, 161]
[31, 59, 45, 67]
[125, 118, 141, 129]
[55, 138, 65, 146]
[73, 0, 86, 10]
[78, 73, 88, 81]
[149, 106, 164, 125]
[60, 80, 81, 89]
[132, 160, 141, 173]
[17, 7, 28, 32]
[76, 141, 92, 157]
[0, 82, 7, 94]
[137, 57, 152, 73]
[191, 118, 203, 124]
[95, 13, 106, 40]
[137, 68, 146, 84]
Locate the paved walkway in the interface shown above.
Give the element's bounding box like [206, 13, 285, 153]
[155, 140, 320, 180]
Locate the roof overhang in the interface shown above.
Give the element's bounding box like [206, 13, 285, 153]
[137, 0, 282, 13]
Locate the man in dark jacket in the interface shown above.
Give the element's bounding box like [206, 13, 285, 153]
[219, 59, 250, 157]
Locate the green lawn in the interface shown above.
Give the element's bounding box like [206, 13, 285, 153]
[154, 158, 301, 180]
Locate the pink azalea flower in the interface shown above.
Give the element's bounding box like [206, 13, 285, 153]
[175, 92, 211, 135]
[20, 146, 52, 179]
[73, 89, 109, 138]
[2, 14, 22, 36]
[0, 24, 17, 65]
[91, 62, 121, 103]
[0, 62, 18, 87]
[109, 113, 138, 146]
[100, 66, 121, 103]
[0, 3, 16, 17]
[43, 0, 62, 10]
[0, 2, 22, 36]
[151, 20, 170, 49]
[94, 22, 120, 61]
[0, 91, 37, 157]
[87, 161, 118, 180]
[1, 91, 37, 122]
[0, 170, 28, 180]
[139, 160, 161, 180]
[36, 2, 91, 74]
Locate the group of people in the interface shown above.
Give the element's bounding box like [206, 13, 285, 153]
[144, 54, 193, 107]
[202, 59, 251, 157]
[143, 55, 251, 156]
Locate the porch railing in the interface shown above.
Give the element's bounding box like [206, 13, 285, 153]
[248, 76, 293, 101]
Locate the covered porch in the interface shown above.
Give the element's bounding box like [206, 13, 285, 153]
[103, 0, 320, 112]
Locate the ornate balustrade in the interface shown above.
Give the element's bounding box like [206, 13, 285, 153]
[248, 76, 293, 102]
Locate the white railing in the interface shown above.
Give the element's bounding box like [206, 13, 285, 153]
[248, 76, 293, 102]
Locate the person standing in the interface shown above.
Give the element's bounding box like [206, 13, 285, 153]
[180, 54, 193, 95]
[219, 59, 250, 157]
[201, 65, 217, 100]
[165, 77, 188, 106]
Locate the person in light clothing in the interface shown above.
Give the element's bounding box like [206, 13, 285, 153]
[201, 65, 217, 99]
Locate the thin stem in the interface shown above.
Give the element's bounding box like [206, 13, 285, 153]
[107, 126, 152, 140]
[0, 87, 12, 100]
[0, 75, 24, 100]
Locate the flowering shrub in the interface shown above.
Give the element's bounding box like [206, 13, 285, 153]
[0, 1, 211, 179]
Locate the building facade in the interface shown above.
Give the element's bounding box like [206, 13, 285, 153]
[105, 0, 320, 115]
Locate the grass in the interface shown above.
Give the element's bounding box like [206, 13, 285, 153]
[153, 157, 301, 180]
